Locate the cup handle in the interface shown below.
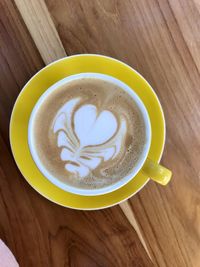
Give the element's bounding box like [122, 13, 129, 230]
[142, 158, 172, 185]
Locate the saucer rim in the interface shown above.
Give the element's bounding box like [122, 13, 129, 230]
[9, 54, 165, 210]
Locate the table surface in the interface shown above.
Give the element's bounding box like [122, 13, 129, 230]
[0, 0, 200, 266]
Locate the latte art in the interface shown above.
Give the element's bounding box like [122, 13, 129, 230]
[53, 98, 127, 178]
[30, 77, 146, 190]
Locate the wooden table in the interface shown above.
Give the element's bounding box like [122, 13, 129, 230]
[0, 0, 200, 266]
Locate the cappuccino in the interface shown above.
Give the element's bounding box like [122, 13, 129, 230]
[30, 77, 147, 190]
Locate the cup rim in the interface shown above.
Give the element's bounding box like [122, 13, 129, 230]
[28, 72, 152, 196]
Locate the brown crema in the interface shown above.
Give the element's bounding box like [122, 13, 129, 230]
[32, 78, 146, 189]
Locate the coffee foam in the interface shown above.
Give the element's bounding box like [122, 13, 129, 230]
[52, 98, 127, 178]
[32, 78, 146, 189]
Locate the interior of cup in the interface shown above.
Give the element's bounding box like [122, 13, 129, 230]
[28, 73, 151, 196]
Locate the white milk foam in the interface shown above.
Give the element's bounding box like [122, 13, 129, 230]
[53, 98, 127, 178]
[31, 77, 146, 190]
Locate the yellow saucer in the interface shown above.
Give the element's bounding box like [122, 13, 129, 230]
[10, 54, 165, 210]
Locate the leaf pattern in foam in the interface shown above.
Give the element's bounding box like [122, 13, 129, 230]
[52, 98, 127, 178]
[53, 98, 80, 150]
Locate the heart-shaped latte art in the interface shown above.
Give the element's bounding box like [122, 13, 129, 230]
[52, 98, 127, 178]
[74, 104, 118, 147]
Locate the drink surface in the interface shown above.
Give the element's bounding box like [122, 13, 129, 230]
[32, 78, 146, 189]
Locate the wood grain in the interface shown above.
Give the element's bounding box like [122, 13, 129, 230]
[120, 201, 152, 260]
[13, 0, 151, 261]
[46, 1, 200, 266]
[0, 1, 154, 266]
[0, 0, 44, 146]
[0, 0, 200, 266]
[14, 0, 66, 64]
